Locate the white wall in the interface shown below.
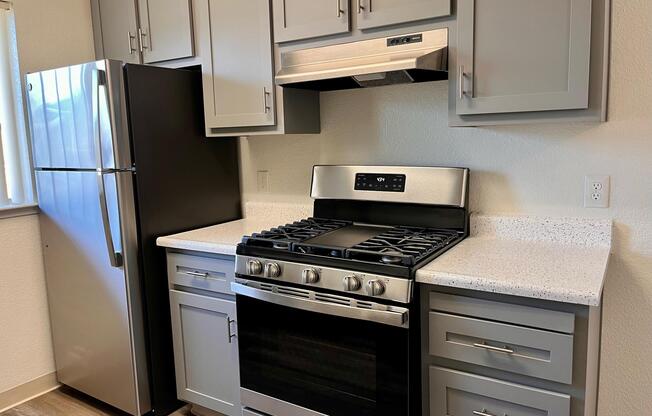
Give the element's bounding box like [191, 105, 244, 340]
[240, 0, 652, 414]
[0, 0, 95, 394]
[0, 215, 52, 393]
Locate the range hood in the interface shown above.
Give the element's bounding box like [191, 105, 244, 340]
[275, 29, 448, 91]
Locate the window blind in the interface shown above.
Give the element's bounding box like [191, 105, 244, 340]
[0, 5, 33, 207]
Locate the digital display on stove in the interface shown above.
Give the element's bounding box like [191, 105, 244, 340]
[354, 173, 406, 192]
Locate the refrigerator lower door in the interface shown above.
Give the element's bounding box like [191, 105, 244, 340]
[27, 59, 133, 170]
[36, 170, 150, 415]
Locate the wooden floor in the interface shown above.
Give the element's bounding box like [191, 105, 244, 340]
[1, 388, 191, 416]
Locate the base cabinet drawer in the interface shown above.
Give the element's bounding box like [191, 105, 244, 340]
[429, 312, 574, 384]
[167, 252, 236, 295]
[430, 367, 571, 416]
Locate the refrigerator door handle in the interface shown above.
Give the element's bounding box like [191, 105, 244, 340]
[95, 69, 106, 170]
[95, 70, 123, 268]
[98, 171, 123, 268]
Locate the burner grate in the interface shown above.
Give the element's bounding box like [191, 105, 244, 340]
[245, 218, 351, 250]
[242, 218, 463, 267]
[346, 227, 461, 266]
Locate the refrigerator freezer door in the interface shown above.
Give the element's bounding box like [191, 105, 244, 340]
[27, 60, 132, 170]
[36, 169, 150, 415]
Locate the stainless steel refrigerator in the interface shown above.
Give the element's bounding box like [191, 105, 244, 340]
[26, 60, 241, 415]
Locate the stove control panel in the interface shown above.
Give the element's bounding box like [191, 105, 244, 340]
[236, 255, 413, 304]
[355, 173, 406, 192]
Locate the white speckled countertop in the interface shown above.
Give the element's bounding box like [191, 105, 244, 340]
[156, 202, 312, 256]
[416, 214, 613, 306]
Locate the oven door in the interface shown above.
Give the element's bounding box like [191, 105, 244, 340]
[232, 280, 412, 416]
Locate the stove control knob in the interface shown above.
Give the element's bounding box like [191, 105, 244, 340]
[264, 262, 282, 278]
[366, 280, 386, 296]
[247, 259, 263, 275]
[343, 275, 362, 292]
[302, 268, 320, 284]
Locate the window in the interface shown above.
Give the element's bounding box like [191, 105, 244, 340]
[0, 1, 33, 208]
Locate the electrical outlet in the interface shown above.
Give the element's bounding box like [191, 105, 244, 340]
[257, 170, 270, 193]
[584, 175, 610, 208]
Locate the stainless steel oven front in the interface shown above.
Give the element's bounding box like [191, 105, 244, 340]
[231, 278, 414, 416]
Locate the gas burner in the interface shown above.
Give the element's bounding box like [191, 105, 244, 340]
[380, 251, 405, 264]
[346, 227, 461, 266]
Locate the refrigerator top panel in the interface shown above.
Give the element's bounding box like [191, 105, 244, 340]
[26, 60, 133, 171]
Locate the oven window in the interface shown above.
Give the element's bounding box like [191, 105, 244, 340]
[236, 295, 410, 416]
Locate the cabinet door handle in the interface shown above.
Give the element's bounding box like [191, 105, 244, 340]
[226, 317, 236, 343]
[473, 342, 514, 354]
[458, 65, 466, 99]
[357, 0, 365, 13]
[127, 31, 136, 55]
[336, 0, 344, 17]
[472, 409, 496, 416]
[138, 28, 149, 52]
[263, 87, 272, 113]
[183, 270, 209, 278]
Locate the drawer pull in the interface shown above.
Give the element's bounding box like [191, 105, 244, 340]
[183, 271, 209, 278]
[472, 410, 496, 416]
[473, 342, 514, 354]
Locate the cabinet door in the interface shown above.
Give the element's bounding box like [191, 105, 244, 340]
[94, 0, 141, 63]
[272, 0, 351, 43]
[206, 0, 276, 128]
[169, 290, 240, 415]
[137, 0, 194, 63]
[456, 0, 592, 115]
[430, 367, 571, 416]
[356, 0, 450, 30]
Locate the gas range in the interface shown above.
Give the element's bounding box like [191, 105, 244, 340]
[232, 165, 469, 416]
[235, 219, 466, 304]
[235, 165, 469, 305]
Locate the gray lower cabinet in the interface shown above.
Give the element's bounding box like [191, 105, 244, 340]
[167, 251, 241, 415]
[169, 290, 240, 416]
[356, 0, 451, 30]
[203, 0, 275, 128]
[455, 0, 592, 115]
[91, 0, 141, 64]
[430, 367, 571, 416]
[423, 289, 602, 416]
[272, 0, 351, 43]
[137, 0, 194, 63]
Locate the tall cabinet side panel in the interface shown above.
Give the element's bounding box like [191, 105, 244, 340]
[123, 64, 242, 415]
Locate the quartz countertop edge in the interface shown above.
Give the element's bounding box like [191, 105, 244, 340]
[155, 202, 313, 256]
[416, 214, 613, 306]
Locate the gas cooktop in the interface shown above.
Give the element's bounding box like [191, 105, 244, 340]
[242, 217, 464, 267]
[236, 165, 469, 294]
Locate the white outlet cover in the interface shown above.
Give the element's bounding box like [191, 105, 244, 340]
[584, 175, 610, 208]
[257, 171, 270, 193]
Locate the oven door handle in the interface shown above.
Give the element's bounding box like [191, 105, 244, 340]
[231, 282, 409, 328]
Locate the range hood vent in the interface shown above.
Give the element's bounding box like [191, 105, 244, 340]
[275, 29, 448, 91]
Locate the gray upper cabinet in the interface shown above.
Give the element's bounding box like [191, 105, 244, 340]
[137, 0, 194, 63]
[455, 0, 592, 115]
[169, 290, 240, 415]
[205, 0, 276, 128]
[356, 0, 451, 30]
[91, 0, 194, 65]
[272, 0, 351, 43]
[92, 0, 141, 64]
